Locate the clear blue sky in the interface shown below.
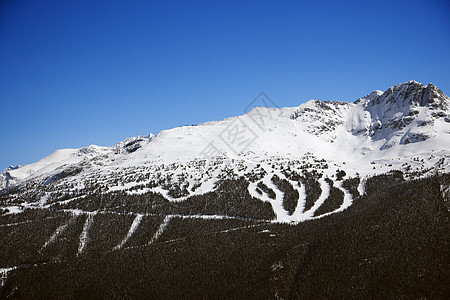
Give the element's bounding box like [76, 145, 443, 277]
[1, 0, 449, 171]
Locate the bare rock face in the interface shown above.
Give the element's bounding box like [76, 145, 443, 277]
[365, 80, 449, 109]
[353, 81, 450, 148]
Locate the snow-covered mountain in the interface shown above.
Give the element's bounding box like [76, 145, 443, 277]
[2, 80, 449, 299]
[0, 134, 155, 189]
[1, 80, 449, 222]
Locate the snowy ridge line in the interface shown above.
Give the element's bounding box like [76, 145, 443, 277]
[113, 214, 143, 250]
[147, 215, 172, 246]
[77, 212, 96, 256]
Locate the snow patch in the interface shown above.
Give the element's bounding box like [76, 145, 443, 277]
[77, 212, 96, 256]
[114, 214, 143, 250]
[147, 215, 172, 246]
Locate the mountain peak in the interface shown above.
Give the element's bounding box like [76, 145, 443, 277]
[402, 79, 424, 86]
[361, 80, 449, 110]
[1, 80, 449, 192]
[354, 90, 383, 105]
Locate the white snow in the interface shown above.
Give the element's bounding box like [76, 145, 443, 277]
[357, 177, 366, 196]
[113, 214, 143, 250]
[0, 267, 16, 287]
[1, 80, 449, 223]
[147, 215, 172, 246]
[41, 222, 70, 251]
[303, 178, 331, 219]
[0, 206, 23, 215]
[289, 179, 307, 220]
[77, 212, 96, 256]
[313, 180, 353, 219]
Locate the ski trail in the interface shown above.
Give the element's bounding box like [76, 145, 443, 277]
[39, 193, 49, 207]
[335, 180, 353, 211]
[250, 174, 322, 222]
[162, 223, 266, 244]
[248, 179, 287, 222]
[261, 174, 289, 222]
[0, 220, 34, 227]
[24, 207, 268, 223]
[246, 165, 290, 222]
[303, 178, 330, 218]
[0, 267, 16, 287]
[357, 177, 366, 196]
[123, 222, 267, 250]
[289, 179, 307, 220]
[41, 223, 69, 251]
[149, 162, 222, 202]
[113, 214, 143, 250]
[52, 194, 87, 206]
[147, 215, 172, 246]
[40, 216, 76, 251]
[77, 212, 96, 256]
[218, 223, 264, 233]
[0, 216, 60, 228]
[313, 180, 353, 219]
[175, 214, 263, 221]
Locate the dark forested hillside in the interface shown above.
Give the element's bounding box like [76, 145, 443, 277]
[1, 172, 449, 299]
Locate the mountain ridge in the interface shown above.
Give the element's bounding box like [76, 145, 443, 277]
[1, 81, 449, 298]
[1, 80, 449, 223]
